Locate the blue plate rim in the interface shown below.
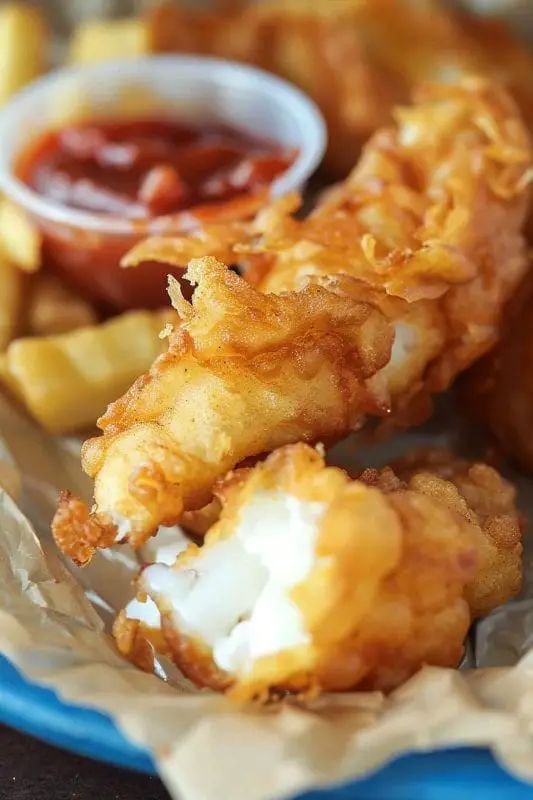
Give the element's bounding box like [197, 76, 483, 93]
[0, 655, 154, 774]
[1, 654, 533, 798]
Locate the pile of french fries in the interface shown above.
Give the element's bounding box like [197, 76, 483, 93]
[0, 2, 175, 434]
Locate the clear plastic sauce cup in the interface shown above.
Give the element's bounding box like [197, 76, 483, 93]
[0, 56, 327, 310]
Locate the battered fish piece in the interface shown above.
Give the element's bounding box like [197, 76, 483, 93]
[114, 443, 520, 698]
[361, 449, 523, 619]
[52, 257, 392, 563]
[259, 79, 531, 426]
[126, 79, 532, 428]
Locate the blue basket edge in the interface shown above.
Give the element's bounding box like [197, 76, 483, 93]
[1, 654, 533, 798]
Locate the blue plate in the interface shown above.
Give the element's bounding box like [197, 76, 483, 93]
[1, 654, 532, 799]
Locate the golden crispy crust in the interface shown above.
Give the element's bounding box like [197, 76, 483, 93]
[318, 485, 476, 692]
[126, 79, 531, 432]
[123, 443, 518, 699]
[259, 79, 532, 425]
[161, 619, 232, 692]
[52, 492, 116, 567]
[387, 449, 523, 617]
[112, 608, 168, 674]
[52, 258, 392, 561]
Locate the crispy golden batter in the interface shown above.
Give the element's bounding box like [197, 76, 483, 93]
[113, 600, 168, 674]
[361, 449, 523, 619]
[52, 257, 392, 563]
[53, 492, 118, 571]
[147, 0, 533, 177]
[462, 277, 533, 471]
[126, 79, 531, 428]
[114, 443, 521, 699]
[255, 78, 532, 425]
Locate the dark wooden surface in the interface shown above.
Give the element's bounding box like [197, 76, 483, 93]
[0, 724, 170, 799]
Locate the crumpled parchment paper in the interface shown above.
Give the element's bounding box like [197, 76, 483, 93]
[1, 391, 533, 800]
[2, 2, 533, 794]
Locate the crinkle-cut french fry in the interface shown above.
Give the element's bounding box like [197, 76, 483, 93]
[0, 256, 22, 350]
[2, 310, 173, 434]
[28, 274, 98, 336]
[0, 352, 22, 403]
[69, 18, 150, 64]
[0, 3, 47, 105]
[0, 199, 41, 273]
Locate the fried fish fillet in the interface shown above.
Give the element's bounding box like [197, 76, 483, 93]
[52, 257, 392, 563]
[126, 78, 532, 428]
[114, 442, 521, 698]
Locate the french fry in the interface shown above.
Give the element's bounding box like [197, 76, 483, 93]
[0, 3, 47, 105]
[2, 309, 173, 433]
[0, 352, 22, 402]
[0, 199, 41, 273]
[27, 274, 98, 336]
[69, 18, 150, 65]
[0, 256, 22, 350]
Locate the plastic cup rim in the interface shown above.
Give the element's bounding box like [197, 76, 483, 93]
[0, 54, 327, 235]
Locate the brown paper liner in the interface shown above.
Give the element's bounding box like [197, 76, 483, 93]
[0, 392, 532, 799]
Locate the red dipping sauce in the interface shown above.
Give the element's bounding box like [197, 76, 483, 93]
[16, 117, 295, 310]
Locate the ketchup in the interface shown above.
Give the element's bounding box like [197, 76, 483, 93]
[16, 117, 295, 310]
